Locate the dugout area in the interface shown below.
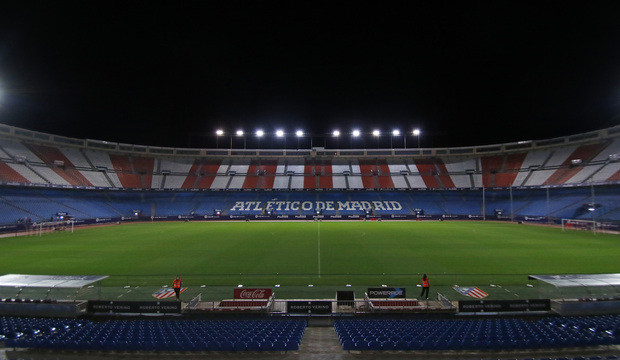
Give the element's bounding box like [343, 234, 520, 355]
[529, 274, 620, 315]
[0, 274, 107, 317]
[1, 273, 619, 318]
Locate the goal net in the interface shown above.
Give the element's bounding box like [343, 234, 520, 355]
[31, 220, 73, 236]
[561, 219, 598, 233]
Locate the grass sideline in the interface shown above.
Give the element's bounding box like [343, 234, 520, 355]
[0, 221, 617, 300]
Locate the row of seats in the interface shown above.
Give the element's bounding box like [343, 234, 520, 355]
[2, 185, 619, 224]
[334, 315, 620, 351]
[2, 317, 306, 352]
[1, 138, 619, 189]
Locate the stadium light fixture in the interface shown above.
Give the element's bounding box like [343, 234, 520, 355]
[215, 129, 224, 148]
[332, 130, 341, 149]
[351, 129, 361, 149]
[413, 128, 421, 148]
[276, 130, 284, 137]
[391, 130, 400, 148]
[236, 130, 246, 149]
[256, 130, 264, 149]
[372, 130, 380, 136]
[295, 130, 304, 149]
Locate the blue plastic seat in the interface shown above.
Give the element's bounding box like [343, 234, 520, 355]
[222, 340, 236, 351]
[245, 341, 261, 351]
[367, 340, 382, 350]
[233, 341, 247, 351]
[381, 341, 396, 350]
[271, 341, 287, 351]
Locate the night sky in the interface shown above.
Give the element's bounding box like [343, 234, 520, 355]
[1, 1, 620, 149]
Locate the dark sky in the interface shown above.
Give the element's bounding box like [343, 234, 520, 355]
[1, 1, 620, 149]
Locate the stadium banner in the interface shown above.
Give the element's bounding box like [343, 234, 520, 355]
[227, 200, 403, 213]
[516, 216, 549, 223]
[88, 301, 181, 314]
[458, 299, 551, 313]
[234, 288, 272, 299]
[367, 287, 406, 298]
[287, 301, 332, 314]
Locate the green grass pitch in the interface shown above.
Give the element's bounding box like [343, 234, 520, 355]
[0, 221, 617, 300]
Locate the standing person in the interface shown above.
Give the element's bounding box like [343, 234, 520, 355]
[420, 274, 430, 300]
[173, 275, 183, 301]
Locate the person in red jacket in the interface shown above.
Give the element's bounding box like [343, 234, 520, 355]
[420, 274, 430, 300]
[173, 276, 183, 301]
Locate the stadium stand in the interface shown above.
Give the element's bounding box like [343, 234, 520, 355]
[109, 154, 142, 188]
[0, 163, 29, 183]
[82, 150, 122, 187]
[543, 143, 609, 186]
[2, 316, 306, 352]
[443, 157, 480, 188]
[0, 124, 619, 225]
[334, 316, 620, 351]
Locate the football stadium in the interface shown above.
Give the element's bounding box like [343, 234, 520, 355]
[0, 123, 620, 359]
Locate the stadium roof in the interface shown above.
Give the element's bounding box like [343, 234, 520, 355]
[528, 274, 620, 288]
[0, 274, 108, 289]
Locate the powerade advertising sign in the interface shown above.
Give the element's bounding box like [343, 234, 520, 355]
[367, 287, 406, 299]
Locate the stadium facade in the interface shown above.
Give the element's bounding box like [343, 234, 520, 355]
[0, 123, 619, 231]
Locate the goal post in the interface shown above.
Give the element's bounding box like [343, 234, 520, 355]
[561, 218, 598, 234]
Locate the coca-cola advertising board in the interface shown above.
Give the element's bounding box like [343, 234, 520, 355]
[233, 288, 272, 299]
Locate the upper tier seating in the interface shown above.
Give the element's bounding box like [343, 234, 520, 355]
[0, 137, 619, 190]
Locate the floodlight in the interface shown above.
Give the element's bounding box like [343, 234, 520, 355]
[413, 129, 421, 136]
[276, 130, 284, 137]
[333, 130, 340, 137]
[392, 130, 400, 136]
[296, 130, 303, 137]
[372, 130, 380, 136]
[216, 129, 224, 136]
[256, 130, 264, 137]
[352, 130, 361, 137]
[236, 130, 244, 136]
